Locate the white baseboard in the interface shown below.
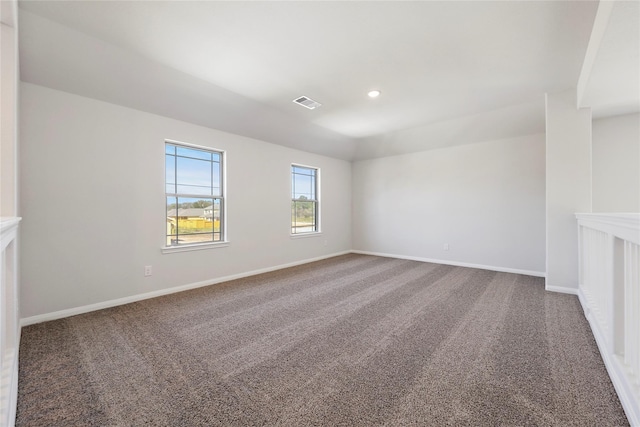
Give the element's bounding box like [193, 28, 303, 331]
[544, 285, 579, 295]
[350, 250, 546, 278]
[20, 251, 351, 327]
[20, 250, 546, 327]
[577, 287, 591, 318]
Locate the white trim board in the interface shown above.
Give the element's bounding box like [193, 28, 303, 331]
[21, 249, 549, 327]
[20, 250, 350, 326]
[545, 285, 579, 295]
[350, 250, 546, 278]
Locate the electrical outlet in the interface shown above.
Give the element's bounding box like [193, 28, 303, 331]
[444, 244, 449, 251]
[144, 265, 152, 277]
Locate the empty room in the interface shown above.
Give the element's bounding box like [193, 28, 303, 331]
[1, 0, 639, 426]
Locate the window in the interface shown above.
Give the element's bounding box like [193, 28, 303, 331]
[165, 142, 224, 246]
[291, 165, 319, 234]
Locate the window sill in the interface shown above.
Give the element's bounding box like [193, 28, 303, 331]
[290, 232, 322, 239]
[161, 241, 229, 254]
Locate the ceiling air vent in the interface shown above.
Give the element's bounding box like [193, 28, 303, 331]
[293, 96, 321, 110]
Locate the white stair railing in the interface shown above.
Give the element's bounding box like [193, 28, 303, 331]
[576, 213, 640, 426]
[0, 217, 20, 427]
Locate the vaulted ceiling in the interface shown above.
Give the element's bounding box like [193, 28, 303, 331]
[18, 1, 637, 160]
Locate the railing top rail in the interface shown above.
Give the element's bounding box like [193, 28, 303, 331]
[0, 217, 21, 234]
[576, 213, 639, 245]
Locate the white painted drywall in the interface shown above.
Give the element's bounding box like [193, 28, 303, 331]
[0, 2, 21, 426]
[352, 134, 546, 274]
[545, 90, 592, 291]
[592, 113, 640, 212]
[18, 10, 356, 161]
[578, 1, 640, 119]
[19, 82, 351, 318]
[353, 99, 545, 161]
[1, 21, 17, 217]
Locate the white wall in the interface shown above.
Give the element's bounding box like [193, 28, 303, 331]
[19, 82, 352, 319]
[545, 90, 592, 292]
[1, 2, 21, 426]
[352, 134, 546, 275]
[353, 99, 545, 160]
[592, 113, 640, 212]
[1, 16, 18, 217]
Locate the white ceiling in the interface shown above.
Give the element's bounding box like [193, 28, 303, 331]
[18, 1, 611, 160]
[579, 0, 640, 118]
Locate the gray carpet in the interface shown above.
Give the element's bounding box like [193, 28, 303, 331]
[17, 254, 629, 426]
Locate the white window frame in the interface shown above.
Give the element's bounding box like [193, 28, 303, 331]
[162, 140, 228, 254]
[291, 163, 321, 237]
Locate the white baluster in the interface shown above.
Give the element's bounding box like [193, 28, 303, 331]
[575, 213, 640, 425]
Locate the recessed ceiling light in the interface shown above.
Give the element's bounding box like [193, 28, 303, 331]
[368, 90, 381, 98]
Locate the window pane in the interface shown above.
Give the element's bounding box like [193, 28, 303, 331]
[167, 197, 179, 215]
[175, 233, 214, 245]
[165, 154, 176, 193]
[168, 197, 213, 245]
[212, 199, 221, 233]
[212, 162, 221, 197]
[176, 156, 213, 196]
[292, 165, 313, 176]
[291, 165, 318, 234]
[291, 200, 316, 233]
[166, 142, 223, 246]
[166, 196, 178, 245]
[293, 174, 314, 200]
[176, 145, 212, 161]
